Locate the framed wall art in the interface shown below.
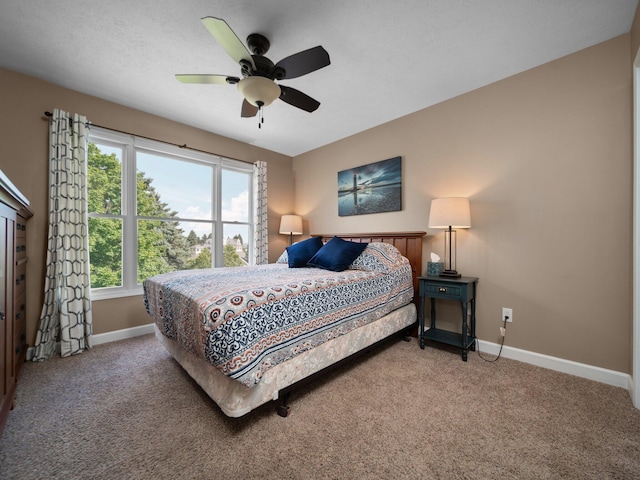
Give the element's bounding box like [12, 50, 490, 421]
[337, 156, 402, 216]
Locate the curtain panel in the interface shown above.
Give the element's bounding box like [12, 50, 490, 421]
[253, 160, 268, 264]
[32, 109, 93, 361]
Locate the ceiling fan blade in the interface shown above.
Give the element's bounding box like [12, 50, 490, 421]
[241, 99, 258, 117]
[279, 85, 320, 112]
[275, 46, 330, 79]
[201, 17, 256, 70]
[175, 74, 239, 84]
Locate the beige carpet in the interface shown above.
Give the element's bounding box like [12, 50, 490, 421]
[0, 333, 638, 479]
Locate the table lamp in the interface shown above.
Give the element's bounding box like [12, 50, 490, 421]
[279, 215, 303, 245]
[428, 198, 471, 277]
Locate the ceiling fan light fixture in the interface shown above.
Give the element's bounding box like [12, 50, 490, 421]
[237, 76, 281, 107]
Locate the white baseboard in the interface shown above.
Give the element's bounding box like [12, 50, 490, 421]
[628, 375, 637, 405]
[26, 323, 155, 361]
[93, 329, 633, 391]
[92, 323, 155, 346]
[28, 325, 632, 396]
[476, 339, 631, 389]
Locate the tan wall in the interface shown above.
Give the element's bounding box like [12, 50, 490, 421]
[0, 67, 294, 339]
[293, 35, 633, 373]
[1, 33, 633, 372]
[632, 5, 640, 61]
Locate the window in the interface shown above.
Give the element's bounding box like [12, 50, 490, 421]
[87, 127, 254, 299]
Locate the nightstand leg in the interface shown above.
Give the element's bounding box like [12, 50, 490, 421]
[469, 298, 476, 352]
[430, 297, 436, 330]
[461, 301, 468, 362]
[419, 294, 425, 349]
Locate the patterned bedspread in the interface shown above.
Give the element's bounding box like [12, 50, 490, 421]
[143, 243, 413, 387]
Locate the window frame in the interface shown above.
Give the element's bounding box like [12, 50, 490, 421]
[88, 127, 254, 300]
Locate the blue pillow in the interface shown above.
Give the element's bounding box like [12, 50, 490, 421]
[286, 236, 324, 268]
[307, 236, 368, 272]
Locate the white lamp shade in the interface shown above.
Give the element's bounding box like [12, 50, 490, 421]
[428, 197, 471, 228]
[237, 76, 281, 107]
[279, 215, 303, 235]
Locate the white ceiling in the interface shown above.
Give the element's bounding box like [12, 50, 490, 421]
[0, 0, 637, 157]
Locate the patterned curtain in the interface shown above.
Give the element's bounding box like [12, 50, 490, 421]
[32, 109, 93, 361]
[253, 160, 268, 264]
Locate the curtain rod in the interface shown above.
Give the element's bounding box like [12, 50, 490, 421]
[43, 111, 253, 165]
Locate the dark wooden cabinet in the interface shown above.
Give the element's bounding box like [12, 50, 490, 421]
[0, 171, 31, 438]
[13, 213, 28, 376]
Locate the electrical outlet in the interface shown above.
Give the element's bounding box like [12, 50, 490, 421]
[502, 307, 513, 323]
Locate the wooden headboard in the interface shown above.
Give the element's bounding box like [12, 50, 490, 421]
[311, 232, 426, 306]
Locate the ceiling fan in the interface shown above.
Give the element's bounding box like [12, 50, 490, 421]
[176, 17, 330, 127]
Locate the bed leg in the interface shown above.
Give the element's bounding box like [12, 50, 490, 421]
[277, 404, 290, 417]
[402, 327, 412, 342]
[277, 392, 291, 417]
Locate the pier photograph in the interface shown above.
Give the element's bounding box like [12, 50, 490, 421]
[337, 156, 402, 216]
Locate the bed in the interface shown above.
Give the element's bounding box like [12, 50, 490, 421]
[143, 231, 426, 417]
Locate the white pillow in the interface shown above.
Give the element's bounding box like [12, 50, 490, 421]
[276, 249, 288, 264]
[349, 242, 408, 273]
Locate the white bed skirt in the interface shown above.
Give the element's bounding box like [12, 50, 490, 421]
[155, 302, 416, 417]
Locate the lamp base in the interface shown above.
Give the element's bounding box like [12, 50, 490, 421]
[439, 269, 461, 278]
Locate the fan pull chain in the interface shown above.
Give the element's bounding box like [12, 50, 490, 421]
[257, 101, 265, 129]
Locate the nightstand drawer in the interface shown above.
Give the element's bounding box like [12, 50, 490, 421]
[423, 283, 462, 299]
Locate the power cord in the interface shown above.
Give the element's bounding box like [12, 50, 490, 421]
[476, 315, 508, 362]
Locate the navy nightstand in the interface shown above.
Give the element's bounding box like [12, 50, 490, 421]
[418, 276, 478, 361]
